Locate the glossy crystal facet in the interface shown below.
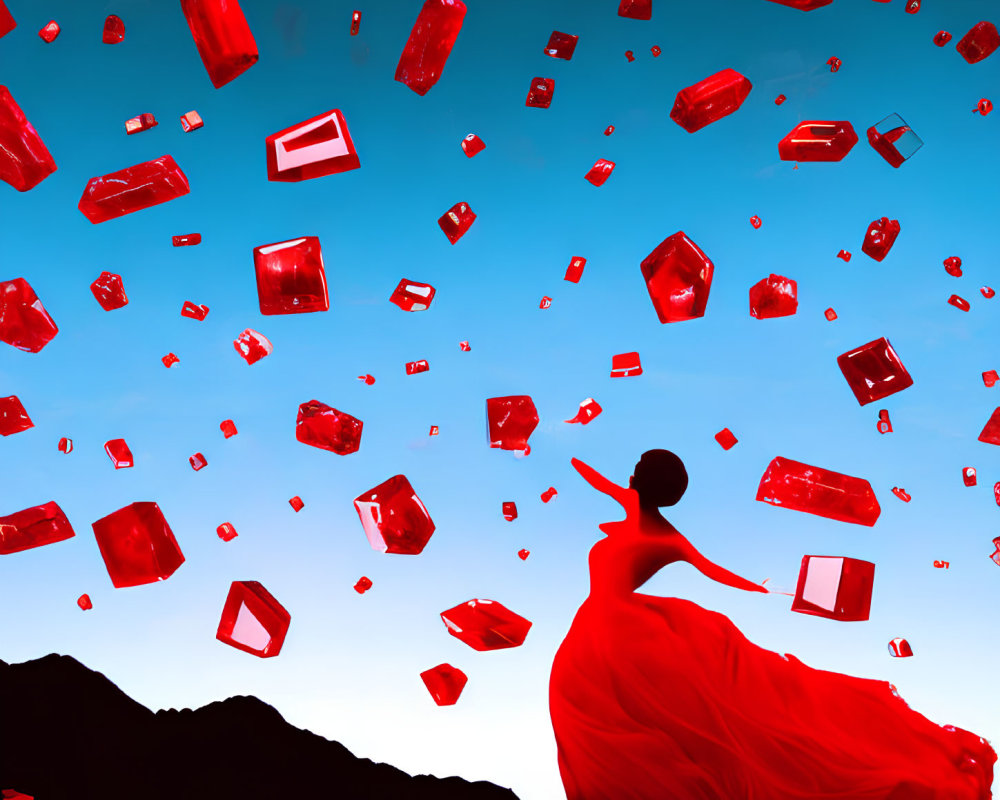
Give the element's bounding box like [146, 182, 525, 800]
[406, 359, 429, 375]
[441, 598, 532, 651]
[295, 400, 362, 455]
[956, 21, 1000, 64]
[792, 555, 875, 621]
[220, 419, 237, 438]
[233, 329, 272, 364]
[565, 398, 602, 425]
[180, 111, 203, 132]
[670, 69, 752, 133]
[641, 231, 714, 324]
[354, 474, 435, 555]
[461, 133, 485, 157]
[172, 233, 201, 246]
[104, 439, 134, 469]
[354, 576, 372, 593]
[757, 456, 881, 526]
[91, 272, 128, 311]
[487, 396, 538, 453]
[181, 301, 209, 320]
[216, 581, 290, 658]
[0, 278, 59, 352]
[837, 337, 913, 406]
[289, 496, 304, 512]
[862, 217, 900, 261]
[0, 86, 57, 191]
[0, 501, 75, 555]
[266, 109, 360, 182]
[934, 31, 952, 46]
[544, 31, 578, 60]
[189, 453, 207, 471]
[438, 202, 476, 243]
[77, 594, 93, 610]
[421, 664, 468, 705]
[394, 0, 467, 96]
[778, 121, 858, 162]
[78, 155, 190, 223]
[749, 274, 797, 319]
[888, 638, 913, 657]
[58, 437, 73, 453]
[526, 77, 555, 108]
[715, 428, 738, 450]
[867, 114, 922, 168]
[180, 0, 259, 88]
[125, 113, 158, 135]
[0, 396, 32, 436]
[102, 15, 125, 43]
[390, 279, 435, 311]
[977, 407, 1000, 445]
[254, 236, 329, 315]
[92, 502, 184, 588]
[216, 522, 238, 542]
[39, 21, 60, 42]
[584, 159, 615, 186]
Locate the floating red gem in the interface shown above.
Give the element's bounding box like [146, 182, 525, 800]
[670, 68, 752, 133]
[984, 370, 999, 387]
[749, 274, 797, 319]
[544, 30, 578, 60]
[406, 359, 429, 375]
[359, 374, 376, 385]
[216, 581, 290, 658]
[617, 0, 652, 19]
[172, 233, 201, 246]
[438, 201, 476, 244]
[948, 295, 970, 312]
[837, 337, 913, 406]
[0, 278, 58, 352]
[861, 217, 900, 261]
[867, 114, 922, 168]
[778, 121, 858, 161]
[934, 31, 952, 46]
[539, 297, 552, 310]
[756, 456, 881, 526]
[715, 428, 738, 450]
[889, 638, 913, 657]
[92, 502, 184, 588]
[611, 352, 642, 378]
[604, 125, 615, 136]
[502, 501, 517, 521]
[904, 0, 920, 12]
[354, 576, 372, 594]
[944, 256, 963, 277]
[764, 0, 832, 8]
[90, 272, 128, 311]
[58, 437, 73, 453]
[933, 560, 949, 569]
[775, 94, 786, 105]
[254, 236, 329, 315]
[877, 409, 892, 434]
[792, 555, 874, 621]
[0, 501, 75, 555]
[564, 257, 586, 283]
[38, 21, 59, 42]
[827, 56, 842, 72]
[350, 10, 361, 36]
[892, 487, 911, 503]
[459, 341, 470, 351]
[390, 279, 435, 312]
[265, 109, 360, 182]
[461, 133, 485, 157]
[976, 99, 993, 116]
[0, 2, 14, 38]
[441, 599, 532, 651]
[189, 453, 207, 471]
[837, 249, 852, 262]
[104, 439, 134, 469]
[296, 400, 362, 455]
[957, 21, 1000, 64]
[565, 398, 602, 425]
[541, 487, 557, 503]
[486, 396, 538, 453]
[750, 215, 762, 229]
[0, 396, 32, 436]
[625, 50, 635, 62]
[162, 353, 179, 368]
[518, 549, 530, 560]
[180, 0, 259, 88]
[394, 0, 466, 95]
[651, 45, 661, 56]
[963, 467, 977, 487]
[983, 287, 995, 298]
[180, 111, 203, 132]
[289, 496, 304, 512]
[181, 301, 209, 320]
[0, 86, 56, 192]
[216, 522, 237, 542]
[79, 155, 190, 223]
[993, 538, 1000, 566]
[825, 308, 838, 321]
[429, 425, 439, 436]
[234, 329, 272, 364]
[526, 77, 555, 108]
[977, 407, 1000, 445]
[421, 664, 467, 705]
[641, 231, 714, 324]
[220, 419, 237, 438]
[125, 113, 158, 135]
[77, 594, 93, 610]
[354, 474, 435, 555]
[584, 159, 615, 187]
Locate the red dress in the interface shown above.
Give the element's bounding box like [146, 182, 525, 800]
[549, 467, 996, 800]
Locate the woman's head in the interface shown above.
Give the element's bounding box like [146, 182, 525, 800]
[630, 449, 688, 508]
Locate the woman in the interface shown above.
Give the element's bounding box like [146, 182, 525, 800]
[549, 450, 996, 799]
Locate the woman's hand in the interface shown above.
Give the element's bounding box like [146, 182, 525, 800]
[571, 458, 635, 510]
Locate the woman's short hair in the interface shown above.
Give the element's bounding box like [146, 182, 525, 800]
[632, 449, 688, 507]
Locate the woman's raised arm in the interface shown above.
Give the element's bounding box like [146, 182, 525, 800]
[571, 457, 634, 508]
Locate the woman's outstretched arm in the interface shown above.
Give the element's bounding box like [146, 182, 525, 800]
[571, 457, 634, 508]
[685, 543, 769, 594]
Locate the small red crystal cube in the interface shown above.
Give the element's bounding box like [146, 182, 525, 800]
[934, 31, 952, 46]
[91, 272, 128, 311]
[296, 400, 362, 455]
[715, 428, 738, 450]
[605, 125, 615, 135]
[234, 329, 272, 364]
[861, 217, 900, 261]
[77, 593, 93, 610]
[750, 215, 762, 229]
[180, 0, 259, 88]
[266, 109, 360, 182]
[216, 522, 238, 542]
[888, 638, 913, 657]
[172, 233, 201, 246]
[837, 250, 852, 262]
[892, 487, 911, 503]
[0, 86, 57, 192]
[539, 296, 552, 310]
[502, 501, 517, 521]
[983, 370, 999, 387]
[354, 576, 372, 593]
[778, 121, 858, 161]
[565, 398, 602, 425]
[792, 556, 875, 621]
[180, 111, 203, 132]
[963, 467, 977, 487]
[670, 69, 752, 133]
[984, 287, 996, 298]
[757, 457, 881, 526]
[220, 419, 237, 438]
[749, 274, 798, 319]
[390, 279, 435, 312]
[394, 0, 467, 96]
[58, 437, 73, 453]
[544, 31, 578, 60]
[461, 133, 485, 157]
[189, 453, 207, 471]
[486, 396, 539, 452]
[181, 301, 209, 320]
[102, 15, 125, 43]
[837, 337, 913, 406]
[79, 155, 190, 223]
[564, 256, 586, 283]
[618, 0, 652, 19]
[641, 231, 714, 323]
[125, 113, 158, 135]
[518, 549, 530, 560]
[775, 94, 786, 105]
[162, 353, 179, 368]
[254, 236, 329, 315]
[438, 202, 476, 243]
[92, 502, 184, 588]
[104, 439, 133, 469]
[406, 359, 429, 375]
[289, 496, 304, 512]
[429, 425, 439, 436]
[0, 501, 75, 555]
[459, 341, 470, 351]
[867, 114, 922, 168]
[216, 581, 290, 658]
[38, 21, 59, 42]
[584, 159, 615, 186]
[611, 352, 642, 377]
[977, 407, 1000, 445]
[354, 474, 435, 555]
[421, 664, 468, 706]
[441, 599, 532, 651]
[825, 308, 838, 321]
[0, 278, 59, 352]
[0, 395, 32, 436]
[526, 77, 555, 108]
[943, 257, 963, 277]
[957, 21, 1000, 64]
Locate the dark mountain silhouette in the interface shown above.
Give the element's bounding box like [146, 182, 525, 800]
[0, 654, 520, 800]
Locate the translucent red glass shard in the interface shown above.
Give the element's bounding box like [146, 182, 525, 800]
[358, 374, 376, 385]
[180, 111, 203, 132]
[254, 236, 329, 314]
[792, 556, 875, 621]
[216, 581, 290, 658]
[91, 272, 128, 311]
[749, 274, 797, 319]
[0, 2, 14, 38]
[651, 46, 661, 57]
[670, 69, 752, 133]
[867, 114, 922, 168]
[0, 396, 32, 436]
[172, 233, 201, 246]
[104, 439, 134, 469]
[889, 638, 913, 657]
[77, 594, 93, 610]
[289, 496, 304, 512]
[390, 279, 435, 311]
[296, 400, 362, 455]
[984, 370, 999, 388]
[982, 287, 995, 298]
[350, 10, 361, 36]
[102, 15, 125, 43]
[526, 78, 555, 108]
[862, 218, 900, 261]
[180, 0, 259, 88]
[0, 501, 75, 555]
[604, 125, 615, 136]
[58, 437, 73, 453]
[948, 295, 970, 312]
[825, 308, 837, 321]
[162, 353, 179, 368]
[934, 31, 952, 46]
[406, 359, 429, 375]
[963, 467, 977, 487]
[957, 22, 1000, 64]
[977, 407, 1000, 445]
[354, 474, 435, 555]
[775, 94, 786, 105]
[992, 537, 1000, 566]
[756, 456, 881, 526]
[181, 301, 209, 320]
[565, 398, 602, 425]
[518, 548, 530, 560]
[544, 31, 578, 60]
[216, 522, 237, 542]
[892, 487, 911, 503]
[92, 502, 184, 588]
[564, 257, 586, 283]
[617, 0, 652, 19]
[440, 599, 532, 650]
[0, 86, 57, 191]
[220, 419, 237, 438]
[438, 202, 476, 243]
[975, 99, 993, 116]
[641, 231, 714, 323]
[750, 215, 762, 229]
[125, 113, 158, 135]
[943, 257, 962, 277]
[715, 428, 738, 450]
[461, 133, 485, 157]
[38, 21, 59, 42]
[486, 396, 538, 453]
[778, 121, 858, 161]
[904, 0, 919, 12]
[429, 425, 439, 436]
[541, 487, 558, 503]
[625, 51, 635, 62]
[837, 337, 913, 406]
[266, 109, 360, 182]
[421, 664, 467, 705]
[234, 329, 272, 364]
[933, 560, 949, 569]
[837, 249, 851, 262]
[459, 340, 470, 351]
[502, 502, 517, 521]
[611, 352, 642, 377]
[394, 0, 466, 96]
[189, 453, 207, 471]
[539, 297, 552, 310]
[0, 278, 59, 352]
[584, 159, 615, 186]
[354, 576, 372, 594]
[78, 155, 190, 223]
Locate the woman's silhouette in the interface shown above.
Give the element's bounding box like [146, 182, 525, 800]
[549, 451, 996, 799]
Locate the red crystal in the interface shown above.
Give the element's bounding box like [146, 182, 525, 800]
[77, 594, 92, 610]
[565, 398, 602, 425]
[982, 287, 995, 298]
[220, 419, 237, 438]
[216, 522, 237, 542]
[625, 51, 635, 62]
[827, 56, 842, 72]
[545, 30, 578, 60]
[296, 400, 362, 455]
[79, 155, 190, 223]
[354, 576, 372, 593]
[180, 0, 258, 88]
[837, 337, 913, 406]
[867, 114, 922, 168]
[825, 308, 838, 321]
[254, 236, 329, 315]
[933, 560, 949, 569]
[289, 496, 304, 512]
[651, 46, 661, 57]
[756, 456, 881, 526]
[611, 352, 642, 378]
[904, 0, 919, 11]
[764, 0, 832, 7]
[421, 664, 467, 706]
[641, 231, 714, 323]
[837, 249, 852, 262]
[892, 487, 911, 503]
[584, 159, 615, 186]
[181, 301, 209, 320]
[104, 439, 134, 469]
[957, 21, 1000, 64]
[487, 396, 538, 453]
[750, 215, 762, 229]
[438, 202, 476, 243]
[359, 374, 376, 385]
[58, 437, 73, 453]
[775, 94, 786, 105]
[889, 638, 913, 657]
[92, 502, 184, 588]
[977, 407, 1000, 444]
[861, 217, 900, 261]
[948, 295, 970, 312]
[406, 359, 430, 375]
[877, 409, 892, 434]
[0, 501, 74, 555]
[162, 353, 179, 368]
[234, 329, 272, 364]
[791, 556, 875, 622]
[354, 474, 435, 555]
[517, 549, 530, 560]
[0, 2, 14, 38]
[539, 297, 552, 310]
[172, 233, 201, 246]
[216, 581, 290, 658]
[0, 278, 58, 352]
[934, 31, 952, 46]
[265, 109, 360, 182]
[984, 370, 999, 388]
[525, 78, 555, 108]
[394, 0, 466, 96]
[180, 111, 204, 132]
[189, 453, 207, 471]
[617, 0, 652, 19]
[670, 69, 752, 133]
[541, 487, 558, 503]
[38, 21, 59, 42]
[749, 274, 797, 319]
[461, 133, 485, 157]
[350, 10, 361, 36]
[502, 501, 517, 521]
[441, 599, 532, 651]
[564, 257, 586, 283]
[993, 538, 1000, 566]
[429, 425, 439, 436]
[390, 279, 435, 312]
[0, 86, 57, 191]
[125, 113, 158, 135]
[604, 125, 615, 136]
[963, 467, 977, 487]
[715, 428, 738, 450]
[91, 272, 128, 311]
[944, 257, 963, 277]
[778, 121, 858, 161]
[0, 396, 32, 436]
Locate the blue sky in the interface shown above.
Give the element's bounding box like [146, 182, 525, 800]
[1, 0, 999, 797]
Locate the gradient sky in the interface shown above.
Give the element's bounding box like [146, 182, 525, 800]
[2, 0, 999, 797]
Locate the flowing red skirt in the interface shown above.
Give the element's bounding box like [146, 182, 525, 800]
[550, 594, 995, 800]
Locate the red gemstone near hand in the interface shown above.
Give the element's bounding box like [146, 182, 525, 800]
[289, 496, 304, 512]
[58, 437, 73, 453]
[104, 439, 133, 469]
[565, 398, 602, 425]
[541, 487, 557, 503]
[354, 474, 435, 555]
[977, 407, 1000, 445]
[406, 359, 429, 375]
[957, 21, 1000, 64]
[234, 329, 272, 364]
[933, 30, 952, 46]
[487, 396, 538, 452]
[877, 409, 892, 434]
[963, 467, 977, 487]
[641, 231, 714, 323]
[750, 274, 797, 319]
[867, 114, 923, 168]
[715, 428, 738, 450]
[948, 295, 970, 312]
[775, 94, 786, 105]
[92, 502, 184, 588]
[584, 159, 615, 186]
[220, 419, 237, 438]
[982, 287, 995, 299]
[0, 501, 74, 554]
[125, 113, 158, 135]
[617, 0, 651, 19]
[892, 487, 911, 503]
[792, 555, 874, 621]
[216, 581, 290, 658]
[438, 202, 476, 244]
[526, 77, 555, 108]
[79, 155, 189, 223]
[764, 0, 832, 8]
[162, 353, 179, 368]
[180, 110, 203, 132]
[354, 576, 372, 593]
[0, 86, 57, 192]
[944, 256, 963, 277]
[670, 69, 752, 133]
[461, 133, 485, 157]
[350, 10, 361, 36]
[266, 109, 360, 182]
[254, 236, 329, 314]
[441, 599, 532, 651]
[390, 279, 435, 311]
[757, 456, 881, 526]
[421, 663, 467, 705]
[611, 351, 642, 378]
[564, 257, 586, 283]
[837, 249, 852, 262]
[172, 233, 201, 246]
[181, 301, 209, 320]
[216, 522, 238, 542]
[778, 121, 858, 161]
[296, 399, 362, 455]
[0, 278, 58, 352]
[0, 2, 15, 38]
[395, 0, 466, 95]
[77, 593, 93, 610]
[517, 548, 530, 560]
[0, 395, 32, 436]
[862, 217, 900, 262]
[502, 501, 517, 521]
[827, 56, 842, 72]
[38, 20, 59, 42]
[544, 30, 578, 60]
[837, 337, 913, 406]
[825, 308, 838, 321]
[189, 452, 207, 471]
[180, 0, 258, 88]
[90, 272, 128, 311]
[889, 638, 913, 657]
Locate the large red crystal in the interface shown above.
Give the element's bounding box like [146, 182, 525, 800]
[420, 664, 468, 705]
[670, 69, 752, 133]
[266, 109, 360, 182]
[180, 0, 258, 88]
[254, 236, 329, 314]
[757, 457, 881, 526]
[957, 22, 1000, 64]
[764, 0, 832, 8]
[394, 0, 466, 96]
[861, 217, 900, 261]
[0, 278, 59, 353]
[216, 581, 290, 658]
[295, 400, 362, 455]
[440, 599, 532, 651]
[618, 0, 652, 19]
[0, 86, 57, 191]
[749, 274, 798, 319]
[78, 155, 190, 223]
[438, 202, 476, 244]
[867, 114, 922, 168]
[0, 501, 75, 555]
[487, 396, 538, 453]
[837, 337, 913, 405]
[390, 279, 436, 311]
[90, 272, 128, 311]
[354, 474, 435, 555]
[0, 396, 32, 436]
[640, 231, 714, 323]
[977, 407, 1000, 445]
[91, 502, 184, 588]
[778, 121, 858, 162]
[0, 3, 14, 38]
[792, 556, 875, 621]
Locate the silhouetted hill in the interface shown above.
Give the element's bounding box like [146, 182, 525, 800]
[0, 654, 520, 800]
